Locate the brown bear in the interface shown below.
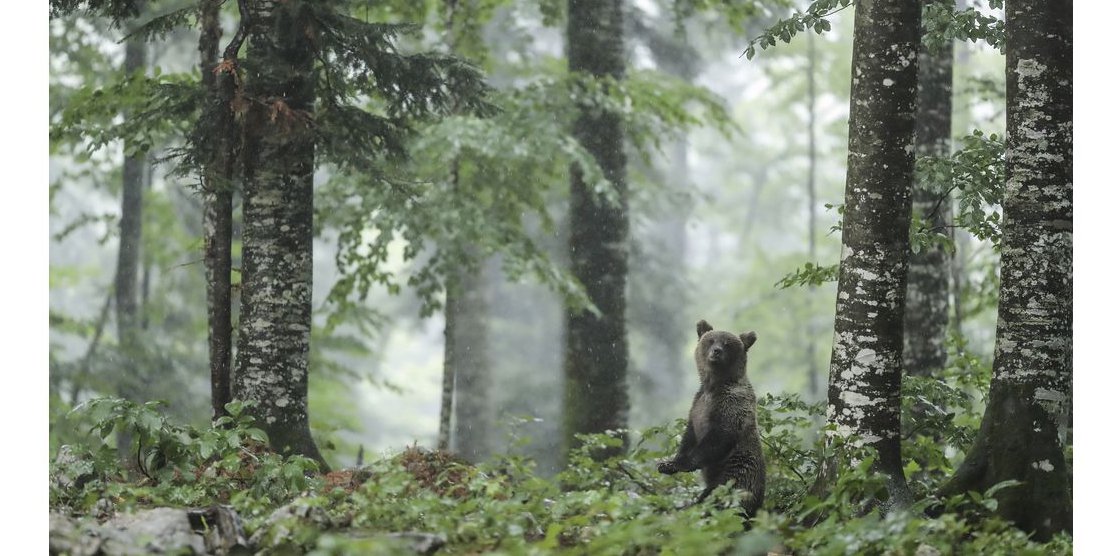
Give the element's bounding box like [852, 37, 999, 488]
[657, 319, 765, 518]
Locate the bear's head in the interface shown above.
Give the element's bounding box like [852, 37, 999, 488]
[694, 319, 757, 385]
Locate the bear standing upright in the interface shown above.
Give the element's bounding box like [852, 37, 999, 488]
[658, 319, 766, 518]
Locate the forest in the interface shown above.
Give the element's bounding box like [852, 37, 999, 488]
[46, 0, 1077, 554]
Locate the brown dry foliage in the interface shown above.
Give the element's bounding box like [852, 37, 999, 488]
[322, 468, 374, 494]
[394, 445, 474, 499]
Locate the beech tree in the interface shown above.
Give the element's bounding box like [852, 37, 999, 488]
[112, 16, 148, 460]
[114, 18, 147, 402]
[445, 263, 493, 461]
[563, 0, 630, 457]
[433, 0, 495, 462]
[903, 0, 953, 377]
[232, 0, 326, 467]
[218, 0, 492, 466]
[824, 0, 920, 509]
[939, 0, 1072, 539]
[197, 0, 234, 422]
[626, 7, 697, 417]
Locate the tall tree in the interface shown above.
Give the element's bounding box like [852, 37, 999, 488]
[805, 30, 821, 399]
[903, 0, 954, 377]
[114, 8, 148, 402]
[233, 0, 326, 468]
[824, 0, 920, 509]
[563, 0, 630, 458]
[113, 17, 148, 461]
[626, 7, 697, 421]
[446, 260, 493, 461]
[435, 0, 495, 462]
[939, 0, 1072, 539]
[197, 0, 235, 422]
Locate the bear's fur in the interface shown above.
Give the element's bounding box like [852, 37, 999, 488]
[657, 319, 766, 518]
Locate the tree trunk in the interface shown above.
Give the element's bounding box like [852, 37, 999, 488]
[805, 31, 820, 400]
[639, 20, 696, 419]
[447, 262, 494, 462]
[824, 0, 920, 510]
[198, 0, 234, 422]
[436, 1, 495, 462]
[115, 32, 147, 389]
[114, 18, 148, 462]
[140, 156, 154, 331]
[563, 0, 629, 459]
[437, 328, 454, 452]
[939, 0, 1072, 540]
[903, 0, 954, 377]
[641, 138, 689, 408]
[234, 0, 327, 469]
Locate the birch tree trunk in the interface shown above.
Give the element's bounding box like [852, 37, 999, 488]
[939, 0, 1072, 539]
[903, 0, 954, 377]
[825, 0, 920, 510]
[234, 0, 327, 468]
[563, 0, 630, 459]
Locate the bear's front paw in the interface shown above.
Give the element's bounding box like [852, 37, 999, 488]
[657, 459, 679, 475]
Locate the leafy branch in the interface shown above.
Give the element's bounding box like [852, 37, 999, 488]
[914, 130, 1006, 246]
[742, 0, 853, 60]
[775, 262, 839, 289]
[921, 0, 1005, 54]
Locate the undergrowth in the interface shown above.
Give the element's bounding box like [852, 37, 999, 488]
[49, 383, 1072, 555]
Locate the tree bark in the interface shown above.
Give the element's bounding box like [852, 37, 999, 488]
[903, 0, 954, 377]
[199, 0, 235, 423]
[115, 32, 147, 388]
[447, 262, 493, 462]
[114, 16, 148, 463]
[825, 0, 920, 510]
[234, 0, 327, 469]
[636, 16, 696, 418]
[436, 0, 495, 462]
[563, 0, 630, 459]
[939, 0, 1072, 539]
[805, 31, 820, 400]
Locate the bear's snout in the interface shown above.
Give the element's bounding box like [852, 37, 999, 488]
[708, 344, 725, 363]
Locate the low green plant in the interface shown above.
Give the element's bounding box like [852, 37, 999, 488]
[50, 398, 321, 515]
[48, 394, 1071, 555]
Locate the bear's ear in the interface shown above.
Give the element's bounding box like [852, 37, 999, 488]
[740, 331, 757, 352]
[696, 320, 713, 339]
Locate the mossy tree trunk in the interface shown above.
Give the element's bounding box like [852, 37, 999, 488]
[234, 0, 327, 469]
[903, 0, 954, 377]
[939, 0, 1072, 540]
[563, 0, 630, 459]
[825, 0, 920, 510]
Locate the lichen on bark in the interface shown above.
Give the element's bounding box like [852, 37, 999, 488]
[939, 0, 1072, 540]
[233, 0, 326, 469]
[825, 0, 921, 509]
